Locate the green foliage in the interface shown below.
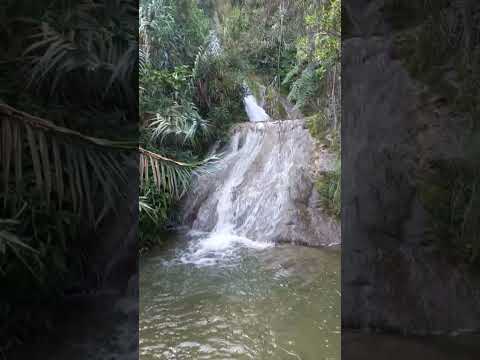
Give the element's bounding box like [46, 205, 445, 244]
[138, 182, 173, 252]
[140, 0, 210, 68]
[0, 0, 137, 351]
[218, 0, 340, 119]
[220, 0, 302, 82]
[217, 0, 342, 220]
[139, 0, 209, 244]
[4, 0, 138, 138]
[0, 207, 42, 281]
[0, 0, 138, 269]
[138, 0, 245, 250]
[287, 64, 321, 110]
[263, 86, 287, 119]
[1, 104, 133, 227]
[308, 0, 340, 66]
[315, 161, 341, 219]
[150, 102, 210, 150]
[140, 65, 193, 111]
[193, 48, 246, 135]
[220, 0, 341, 129]
[307, 112, 330, 143]
[287, 0, 340, 115]
[138, 0, 344, 251]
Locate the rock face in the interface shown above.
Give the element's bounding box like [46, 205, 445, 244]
[181, 119, 340, 247]
[342, 34, 480, 333]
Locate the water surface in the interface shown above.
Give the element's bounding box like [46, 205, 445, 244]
[140, 231, 340, 359]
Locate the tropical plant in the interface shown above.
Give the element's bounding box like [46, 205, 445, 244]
[315, 161, 341, 219]
[0, 205, 41, 278]
[138, 0, 234, 249]
[1, 104, 134, 225]
[140, 0, 209, 69]
[0, 0, 138, 352]
[286, 0, 340, 117]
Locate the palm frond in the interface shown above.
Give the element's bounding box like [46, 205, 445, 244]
[139, 147, 220, 198]
[139, 195, 158, 223]
[149, 102, 210, 148]
[287, 63, 321, 110]
[0, 103, 136, 225]
[0, 203, 42, 278]
[21, 0, 137, 101]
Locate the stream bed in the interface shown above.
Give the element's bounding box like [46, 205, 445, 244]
[140, 231, 341, 360]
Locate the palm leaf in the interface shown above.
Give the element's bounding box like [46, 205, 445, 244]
[139, 147, 220, 199]
[0, 103, 136, 225]
[19, 0, 137, 101]
[0, 203, 42, 278]
[149, 102, 211, 148]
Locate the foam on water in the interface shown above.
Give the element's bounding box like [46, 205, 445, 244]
[177, 230, 272, 266]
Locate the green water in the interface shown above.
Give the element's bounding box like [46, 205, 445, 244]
[140, 232, 340, 359]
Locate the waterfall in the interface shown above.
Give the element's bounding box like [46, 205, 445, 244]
[181, 119, 340, 259]
[243, 94, 271, 122]
[204, 32, 270, 123]
[177, 36, 337, 266]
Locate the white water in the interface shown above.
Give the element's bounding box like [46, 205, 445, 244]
[176, 230, 272, 266]
[179, 31, 337, 264]
[243, 94, 270, 122]
[178, 130, 272, 265]
[178, 121, 278, 266]
[205, 31, 270, 123]
[187, 30, 272, 265]
[182, 120, 340, 256]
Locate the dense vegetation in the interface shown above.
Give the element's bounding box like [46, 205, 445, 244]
[0, 1, 342, 349]
[0, 0, 137, 352]
[217, 0, 341, 216]
[138, 0, 246, 250]
[138, 0, 342, 250]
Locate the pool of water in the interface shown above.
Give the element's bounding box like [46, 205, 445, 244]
[140, 231, 341, 359]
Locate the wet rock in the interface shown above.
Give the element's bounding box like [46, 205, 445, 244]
[181, 119, 340, 247]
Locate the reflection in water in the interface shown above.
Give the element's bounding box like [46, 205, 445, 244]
[140, 232, 341, 359]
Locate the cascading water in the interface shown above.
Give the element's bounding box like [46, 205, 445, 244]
[205, 31, 271, 123]
[177, 122, 274, 265]
[140, 121, 341, 356]
[140, 29, 341, 360]
[179, 119, 340, 266]
[243, 93, 271, 122]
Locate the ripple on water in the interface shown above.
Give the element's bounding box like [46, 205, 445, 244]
[140, 232, 340, 359]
